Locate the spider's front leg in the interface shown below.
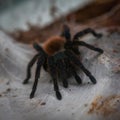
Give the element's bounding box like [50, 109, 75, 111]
[30, 56, 45, 99]
[73, 41, 104, 54]
[72, 28, 103, 54]
[48, 57, 62, 100]
[73, 28, 102, 40]
[23, 54, 39, 84]
[60, 24, 71, 41]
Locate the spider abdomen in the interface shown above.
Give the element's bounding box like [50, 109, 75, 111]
[43, 36, 65, 56]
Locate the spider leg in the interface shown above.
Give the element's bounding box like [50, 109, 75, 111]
[33, 43, 47, 56]
[66, 60, 82, 84]
[65, 50, 97, 84]
[60, 24, 71, 41]
[73, 71, 82, 84]
[73, 28, 102, 40]
[62, 78, 68, 88]
[57, 60, 68, 88]
[48, 57, 62, 100]
[30, 56, 45, 99]
[73, 41, 103, 53]
[70, 67, 82, 84]
[72, 28, 102, 54]
[23, 54, 39, 84]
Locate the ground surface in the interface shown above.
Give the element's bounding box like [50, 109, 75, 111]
[0, 29, 120, 120]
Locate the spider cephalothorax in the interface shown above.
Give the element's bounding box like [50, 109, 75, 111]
[23, 24, 103, 100]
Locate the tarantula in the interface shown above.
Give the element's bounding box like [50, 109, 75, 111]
[23, 25, 103, 100]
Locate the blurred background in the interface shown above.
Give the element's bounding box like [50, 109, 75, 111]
[0, 0, 120, 31]
[0, 0, 119, 43]
[0, 0, 91, 31]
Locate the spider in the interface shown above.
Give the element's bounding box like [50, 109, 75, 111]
[23, 24, 104, 100]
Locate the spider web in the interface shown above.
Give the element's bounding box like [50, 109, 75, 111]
[0, 30, 120, 120]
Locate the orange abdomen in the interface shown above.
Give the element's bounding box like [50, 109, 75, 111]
[43, 36, 65, 56]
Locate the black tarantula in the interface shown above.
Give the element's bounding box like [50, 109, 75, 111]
[23, 25, 104, 100]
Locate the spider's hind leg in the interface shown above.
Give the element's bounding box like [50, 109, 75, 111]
[65, 51, 97, 84]
[66, 60, 82, 84]
[72, 69, 82, 84]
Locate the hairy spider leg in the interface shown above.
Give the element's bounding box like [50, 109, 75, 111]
[23, 43, 47, 84]
[33, 43, 47, 54]
[72, 28, 102, 54]
[65, 50, 97, 84]
[33, 43, 49, 71]
[30, 56, 45, 99]
[73, 28, 102, 40]
[61, 24, 81, 55]
[57, 59, 68, 88]
[73, 70, 82, 84]
[65, 59, 82, 84]
[48, 56, 62, 100]
[23, 54, 39, 84]
[73, 41, 103, 53]
[61, 24, 71, 41]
